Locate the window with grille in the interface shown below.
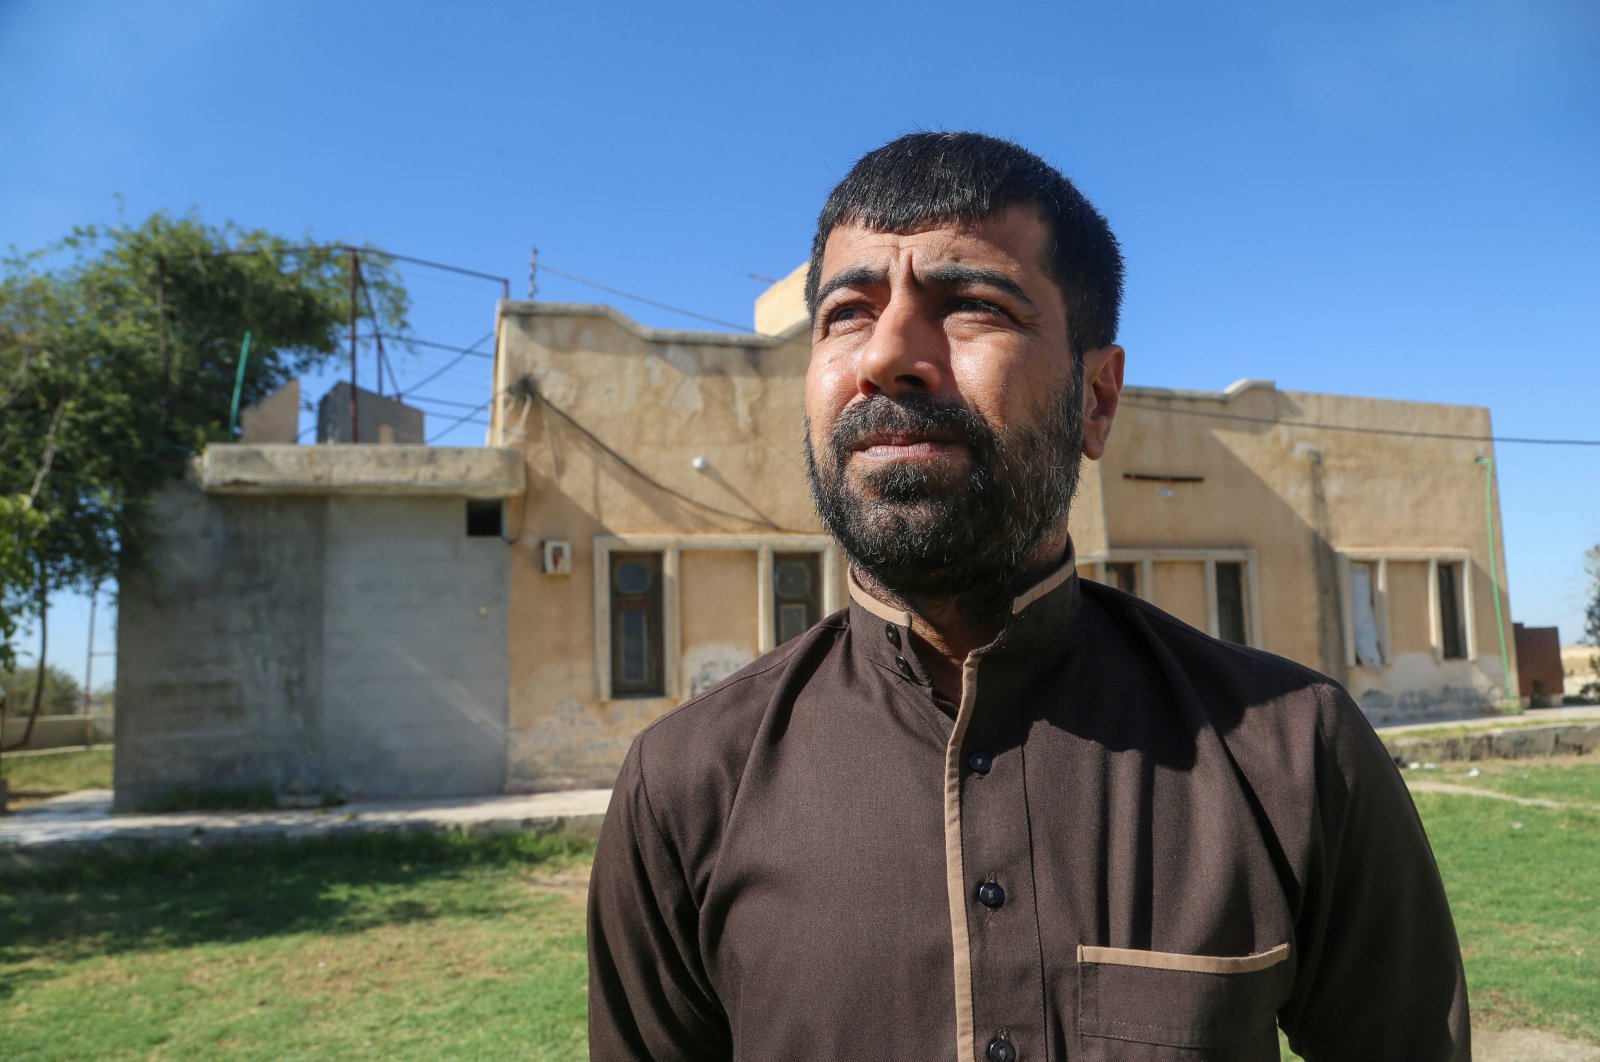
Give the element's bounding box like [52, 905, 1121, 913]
[1214, 561, 1249, 646]
[772, 552, 823, 646]
[610, 552, 665, 697]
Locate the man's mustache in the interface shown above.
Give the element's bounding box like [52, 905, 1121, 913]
[828, 394, 993, 464]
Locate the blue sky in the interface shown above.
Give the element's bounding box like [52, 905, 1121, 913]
[2, 0, 1596, 686]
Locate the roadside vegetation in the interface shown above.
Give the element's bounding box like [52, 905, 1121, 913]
[0, 746, 111, 807]
[3, 763, 1596, 1059]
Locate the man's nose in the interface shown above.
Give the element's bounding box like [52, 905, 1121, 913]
[855, 298, 949, 399]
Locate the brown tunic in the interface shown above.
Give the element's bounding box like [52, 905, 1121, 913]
[588, 553, 1470, 1061]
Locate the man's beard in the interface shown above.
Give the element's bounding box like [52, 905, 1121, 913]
[804, 369, 1084, 625]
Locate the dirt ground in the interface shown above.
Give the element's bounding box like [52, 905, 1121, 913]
[1478, 1028, 1600, 1061]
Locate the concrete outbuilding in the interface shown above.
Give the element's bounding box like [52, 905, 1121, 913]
[114, 446, 521, 809]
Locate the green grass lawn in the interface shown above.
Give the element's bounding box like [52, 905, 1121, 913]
[1415, 789, 1600, 1043]
[1418, 755, 1600, 807]
[3, 761, 1596, 1059]
[0, 832, 594, 1061]
[0, 746, 112, 807]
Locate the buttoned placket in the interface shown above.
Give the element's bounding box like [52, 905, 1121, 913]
[953, 649, 1048, 1062]
[849, 563, 1074, 1062]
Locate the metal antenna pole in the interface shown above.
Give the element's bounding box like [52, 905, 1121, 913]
[83, 586, 97, 715]
[348, 248, 360, 443]
[529, 246, 539, 300]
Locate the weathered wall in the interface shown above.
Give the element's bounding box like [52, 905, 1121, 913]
[494, 300, 1522, 789]
[0, 715, 114, 751]
[317, 496, 509, 799]
[1096, 381, 1516, 722]
[239, 379, 300, 444]
[317, 383, 426, 445]
[117, 482, 327, 808]
[1513, 624, 1563, 703]
[493, 304, 830, 789]
[116, 472, 510, 808]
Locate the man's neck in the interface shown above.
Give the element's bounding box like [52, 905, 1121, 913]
[854, 527, 1071, 700]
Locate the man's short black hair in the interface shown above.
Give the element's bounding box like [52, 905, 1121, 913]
[805, 131, 1124, 359]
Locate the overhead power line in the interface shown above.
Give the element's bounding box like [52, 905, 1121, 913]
[425, 395, 496, 444]
[537, 394, 795, 530]
[538, 264, 757, 334]
[396, 331, 495, 396]
[408, 394, 489, 410]
[1120, 401, 1600, 448]
[367, 334, 494, 360]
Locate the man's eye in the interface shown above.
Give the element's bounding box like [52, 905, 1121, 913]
[950, 297, 1005, 316]
[826, 305, 868, 328]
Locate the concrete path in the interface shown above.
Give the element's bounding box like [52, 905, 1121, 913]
[1381, 704, 1600, 735]
[1403, 779, 1597, 810]
[0, 786, 610, 873]
[4, 705, 1595, 869]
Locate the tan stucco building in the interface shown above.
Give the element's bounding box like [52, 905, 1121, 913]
[489, 270, 1518, 791]
[116, 271, 1522, 803]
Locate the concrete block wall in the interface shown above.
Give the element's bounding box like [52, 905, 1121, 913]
[115, 481, 509, 809]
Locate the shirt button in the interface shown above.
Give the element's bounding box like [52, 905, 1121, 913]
[987, 1036, 1016, 1062]
[967, 750, 992, 775]
[884, 622, 901, 647]
[894, 654, 916, 681]
[977, 881, 1006, 909]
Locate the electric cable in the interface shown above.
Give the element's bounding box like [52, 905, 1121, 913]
[1120, 401, 1600, 448]
[425, 395, 497, 444]
[408, 394, 490, 410]
[537, 264, 757, 334]
[537, 395, 800, 531]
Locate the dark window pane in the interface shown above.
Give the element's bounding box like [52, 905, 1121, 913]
[466, 499, 503, 537]
[1106, 562, 1139, 595]
[620, 610, 648, 683]
[1215, 561, 1248, 645]
[610, 551, 664, 697]
[773, 552, 823, 645]
[616, 561, 652, 595]
[778, 603, 809, 644]
[1438, 563, 1466, 660]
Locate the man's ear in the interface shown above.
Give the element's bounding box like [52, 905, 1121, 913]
[1079, 344, 1124, 461]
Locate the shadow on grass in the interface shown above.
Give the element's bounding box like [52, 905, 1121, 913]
[0, 830, 594, 995]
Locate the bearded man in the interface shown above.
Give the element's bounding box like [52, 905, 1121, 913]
[588, 132, 1469, 1062]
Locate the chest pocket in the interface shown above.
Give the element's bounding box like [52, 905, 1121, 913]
[1077, 943, 1291, 1060]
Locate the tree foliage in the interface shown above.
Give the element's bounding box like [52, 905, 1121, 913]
[1583, 545, 1600, 700]
[1, 663, 82, 717]
[0, 211, 408, 673]
[1586, 545, 1600, 647]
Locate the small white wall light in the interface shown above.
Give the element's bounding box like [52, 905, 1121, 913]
[691, 456, 709, 472]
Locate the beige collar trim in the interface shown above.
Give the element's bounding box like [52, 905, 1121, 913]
[1010, 554, 1077, 615]
[847, 569, 913, 626]
[846, 551, 1078, 626]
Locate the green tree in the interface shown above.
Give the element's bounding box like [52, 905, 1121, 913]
[1583, 545, 1600, 701]
[0, 212, 408, 752]
[0, 663, 82, 716]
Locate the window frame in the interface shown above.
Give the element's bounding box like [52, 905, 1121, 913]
[593, 534, 839, 702]
[1082, 548, 1261, 648]
[1336, 549, 1475, 668]
[608, 551, 666, 698]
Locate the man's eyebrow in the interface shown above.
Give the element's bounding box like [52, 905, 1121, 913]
[813, 266, 885, 309]
[921, 265, 1038, 313]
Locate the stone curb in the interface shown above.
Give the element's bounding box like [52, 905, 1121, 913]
[1383, 723, 1600, 765]
[0, 789, 612, 877]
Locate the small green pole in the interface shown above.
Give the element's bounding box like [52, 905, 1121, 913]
[229, 331, 253, 435]
[1477, 456, 1516, 704]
